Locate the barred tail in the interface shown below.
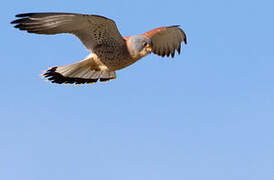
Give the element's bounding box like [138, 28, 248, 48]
[41, 59, 116, 84]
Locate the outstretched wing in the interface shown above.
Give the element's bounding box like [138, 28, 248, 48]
[142, 25, 187, 58]
[11, 12, 125, 50]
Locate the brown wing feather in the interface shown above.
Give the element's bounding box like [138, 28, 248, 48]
[142, 25, 187, 58]
[11, 12, 125, 50]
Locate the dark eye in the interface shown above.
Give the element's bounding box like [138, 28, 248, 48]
[142, 42, 148, 47]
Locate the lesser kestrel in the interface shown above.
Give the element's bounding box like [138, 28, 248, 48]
[11, 12, 187, 84]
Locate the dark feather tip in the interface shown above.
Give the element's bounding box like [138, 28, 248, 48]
[184, 37, 187, 44]
[171, 51, 175, 58]
[177, 45, 181, 54]
[15, 13, 34, 17]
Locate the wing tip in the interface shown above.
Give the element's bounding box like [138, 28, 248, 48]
[176, 26, 187, 45]
[169, 25, 187, 45]
[15, 13, 34, 18]
[184, 36, 187, 44]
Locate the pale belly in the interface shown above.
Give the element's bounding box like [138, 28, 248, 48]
[90, 53, 143, 71]
[105, 57, 141, 71]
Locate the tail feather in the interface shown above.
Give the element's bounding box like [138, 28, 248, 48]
[42, 60, 116, 85]
[100, 71, 116, 82]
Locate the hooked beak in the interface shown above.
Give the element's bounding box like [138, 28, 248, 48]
[146, 46, 152, 52]
[145, 43, 152, 53]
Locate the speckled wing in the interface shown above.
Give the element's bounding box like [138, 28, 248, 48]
[142, 25, 187, 58]
[11, 12, 125, 50]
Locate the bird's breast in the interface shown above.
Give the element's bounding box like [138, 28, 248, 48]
[93, 46, 142, 71]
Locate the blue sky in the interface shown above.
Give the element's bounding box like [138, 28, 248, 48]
[1, 0, 274, 179]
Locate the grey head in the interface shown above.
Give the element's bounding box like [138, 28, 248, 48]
[128, 35, 153, 59]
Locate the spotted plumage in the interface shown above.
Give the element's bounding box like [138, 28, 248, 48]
[11, 12, 187, 85]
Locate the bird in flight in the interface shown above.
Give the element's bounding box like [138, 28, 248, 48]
[11, 12, 187, 85]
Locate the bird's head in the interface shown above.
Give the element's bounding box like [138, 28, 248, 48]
[126, 35, 152, 59]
